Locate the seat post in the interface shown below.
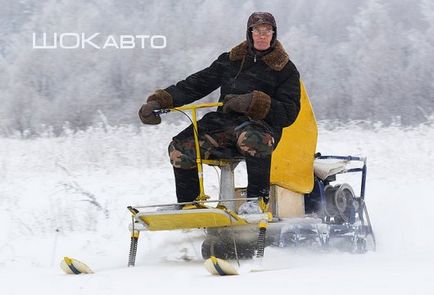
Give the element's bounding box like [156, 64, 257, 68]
[219, 161, 239, 211]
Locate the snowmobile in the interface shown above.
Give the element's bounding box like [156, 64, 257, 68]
[126, 81, 376, 270]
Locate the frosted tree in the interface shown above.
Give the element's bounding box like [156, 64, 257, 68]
[402, 0, 434, 122]
[1, 0, 433, 135]
[279, 26, 329, 112]
[342, 0, 410, 123]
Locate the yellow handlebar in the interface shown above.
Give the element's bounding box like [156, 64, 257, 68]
[170, 102, 223, 111]
[158, 101, 223, 202]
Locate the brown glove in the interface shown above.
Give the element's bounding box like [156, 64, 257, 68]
[138, 89, 174, 125]
[222, 90, 271, 120]
[138, 101, 161, 125]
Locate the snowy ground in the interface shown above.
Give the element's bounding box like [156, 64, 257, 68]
[1, 121, 434, 294]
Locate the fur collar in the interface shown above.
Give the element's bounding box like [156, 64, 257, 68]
[229, 40, 289, 71]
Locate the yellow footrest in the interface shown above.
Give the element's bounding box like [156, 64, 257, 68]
[136, 208, 247, 231]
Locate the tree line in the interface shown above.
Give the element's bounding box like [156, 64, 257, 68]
[0, 0, 433, 136]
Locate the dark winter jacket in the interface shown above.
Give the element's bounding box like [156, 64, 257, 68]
[161, 40, 301, 144]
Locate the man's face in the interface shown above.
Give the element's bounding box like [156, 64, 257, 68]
[251, 24, 273, 51]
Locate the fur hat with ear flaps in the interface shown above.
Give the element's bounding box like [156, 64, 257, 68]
[246, 12, 277, 49]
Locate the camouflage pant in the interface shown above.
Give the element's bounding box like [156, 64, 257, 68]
[169, 119, 274, 169]
[168, 112, 275, 202]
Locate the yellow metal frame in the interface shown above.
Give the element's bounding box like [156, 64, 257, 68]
[127, 92, 317, 264]
[170, 102, 223, 202]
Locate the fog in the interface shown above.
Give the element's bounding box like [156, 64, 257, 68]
[0, 0, 433, 135]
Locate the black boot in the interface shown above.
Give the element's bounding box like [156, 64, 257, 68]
[245, 155, 271, 203]
[173, 167, 200, 203]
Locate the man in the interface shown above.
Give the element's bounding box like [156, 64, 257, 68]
[139, 12, 301, 213]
